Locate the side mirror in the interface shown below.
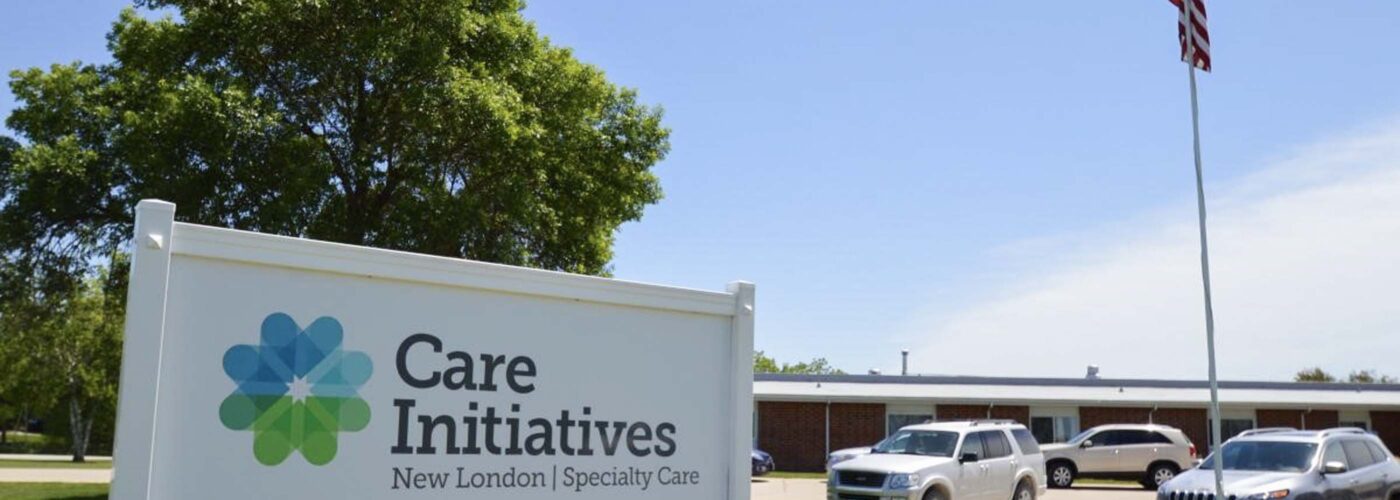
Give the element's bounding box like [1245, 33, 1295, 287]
[1081, 440, 1095, 449]
[960, 452, 980, 463]
[1322, 461, 1348, 474]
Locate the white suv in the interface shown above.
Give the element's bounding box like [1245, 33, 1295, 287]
[1040, 424, 1197, 490]
[828, 420, 1047, 500]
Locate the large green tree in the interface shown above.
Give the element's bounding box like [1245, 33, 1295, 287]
[0, 0, 669, 460]
[1, 0, 669, 284]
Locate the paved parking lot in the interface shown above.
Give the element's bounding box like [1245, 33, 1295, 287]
[752, 479, 1156, 500]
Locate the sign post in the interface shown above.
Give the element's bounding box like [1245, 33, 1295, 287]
[111, 199, 755, 500]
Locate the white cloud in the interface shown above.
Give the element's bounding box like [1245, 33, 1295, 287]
[903, 120, 1400, 381]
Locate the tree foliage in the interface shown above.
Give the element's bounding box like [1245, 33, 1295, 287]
[1295, 367, 1395, 384]
[753, 351, 846, 375]
[0, 258, 126, 461]
[0, 0, 669, 460]
[1346, 370, 1396, 384]
[1, 0, 669, 285]
[1294, 367, 1336, 383]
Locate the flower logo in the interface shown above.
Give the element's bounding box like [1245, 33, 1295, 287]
[219, 313, 373, 466]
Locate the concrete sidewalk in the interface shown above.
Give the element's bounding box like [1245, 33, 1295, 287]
[0, 468, 113, 483]
[752, 478, 827, 499]
[0, 453, 111, 462]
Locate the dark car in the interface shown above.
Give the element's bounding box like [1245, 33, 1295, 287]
[752, 449, 775, 476]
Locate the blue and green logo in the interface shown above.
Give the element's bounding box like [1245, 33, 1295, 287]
[220, 313, 373, 466]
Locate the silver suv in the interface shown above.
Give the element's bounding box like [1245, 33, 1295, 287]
[1159, 427, 1400, 500]
[828, 420, 1047, 500]
[1041, 424, 1197, 490]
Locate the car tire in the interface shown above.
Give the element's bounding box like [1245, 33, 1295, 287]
[1014, 480, 1035, 500]
[922, 487, 946, 500]
[1048, 462, 1075, 489]
[1145, 463, 1179, 490]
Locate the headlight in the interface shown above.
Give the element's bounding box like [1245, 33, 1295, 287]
[888, 473, 921, 489]
[827, 454, 856, 467]
[1245, 490, 1290, 499]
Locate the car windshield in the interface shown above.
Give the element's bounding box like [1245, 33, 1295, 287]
[1068, 429, 1095, 444]
[873, 430, 959, 457]
[1199, 441, 1318, 472]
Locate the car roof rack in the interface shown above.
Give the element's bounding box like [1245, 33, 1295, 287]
[1319, 427, 1369, 438]
[1236, 427, 1297, 437]
[968, 419, 1019, 426]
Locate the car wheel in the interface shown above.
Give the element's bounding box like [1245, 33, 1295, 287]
[1146, 463, 1178, 489]
[1048, 462, 1074, 488]
[922, 487, 946, 500]
[1014, 481, 1034, 500]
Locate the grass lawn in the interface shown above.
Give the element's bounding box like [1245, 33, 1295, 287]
[0, 460, 112, 470]
[3, 432, 50, 444]
[0, 483, 108, 500]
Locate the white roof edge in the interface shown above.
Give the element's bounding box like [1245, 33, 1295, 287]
[754, 380, 1400, 409]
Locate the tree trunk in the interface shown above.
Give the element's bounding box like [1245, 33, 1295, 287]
[68, 397, 89, 463]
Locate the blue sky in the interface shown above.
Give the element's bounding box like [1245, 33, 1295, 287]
[6, 2, 1400, 380]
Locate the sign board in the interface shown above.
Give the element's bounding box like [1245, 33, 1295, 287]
[111, 200, 754, 499]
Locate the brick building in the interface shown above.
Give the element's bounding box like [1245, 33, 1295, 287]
[754, 374, 1400, 472]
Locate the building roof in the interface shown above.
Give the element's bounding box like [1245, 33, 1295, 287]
[754, 374, 1400, 409]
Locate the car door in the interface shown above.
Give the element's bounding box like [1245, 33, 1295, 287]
[1321, 441, 1360, 500]
[1342, 439, 1385, 499]
[1076, 430, 1124, 473]
[957, 431, 990, 500]
[1364, 441, 1395, 493]
[1113, 430, 1160, 474]
[979, 430, 1018, 500]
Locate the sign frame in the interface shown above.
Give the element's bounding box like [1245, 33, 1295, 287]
[111, 199, 755, 499]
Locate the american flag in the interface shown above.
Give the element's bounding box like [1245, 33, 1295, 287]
[1170, 0, 1211, 72]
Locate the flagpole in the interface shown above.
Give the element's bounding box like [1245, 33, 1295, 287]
[1188, 62, 1226, 499]
[1181, 0, 1226, 494]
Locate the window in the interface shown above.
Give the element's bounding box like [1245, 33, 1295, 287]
[960, 431, 984, 459]
[1222, 419, 1254, 440]
[1343, 440, 1377, 469]
[1011, 428, 1041, 455]
[1323, 442, 1348, 468]
[1202, 441, 1318, 472]
[1031, 418, 1053, 444]
[887, 414, 932, 436]
[1082, 431, 1109, 446]
[1208, 419, 1255, 444]
[1098, 430, 1148, 446]
[1340, 420, 1370, 431]
[1069, 428, 1095, 443]
[1030, 416, 1079, 443]
[1340, 410, 1370, 431]
[1366, 441, 1391, 464]
[981, 431, 1012, 459]
[1146, 432, 1174, 444]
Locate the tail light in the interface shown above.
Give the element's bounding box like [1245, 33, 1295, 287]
[1189, 443, 1197, 459]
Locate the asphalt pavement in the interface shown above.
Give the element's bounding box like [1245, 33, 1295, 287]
[752, 478, 1156, 500]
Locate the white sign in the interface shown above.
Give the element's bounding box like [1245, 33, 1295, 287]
[111, 200, 754, 500]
